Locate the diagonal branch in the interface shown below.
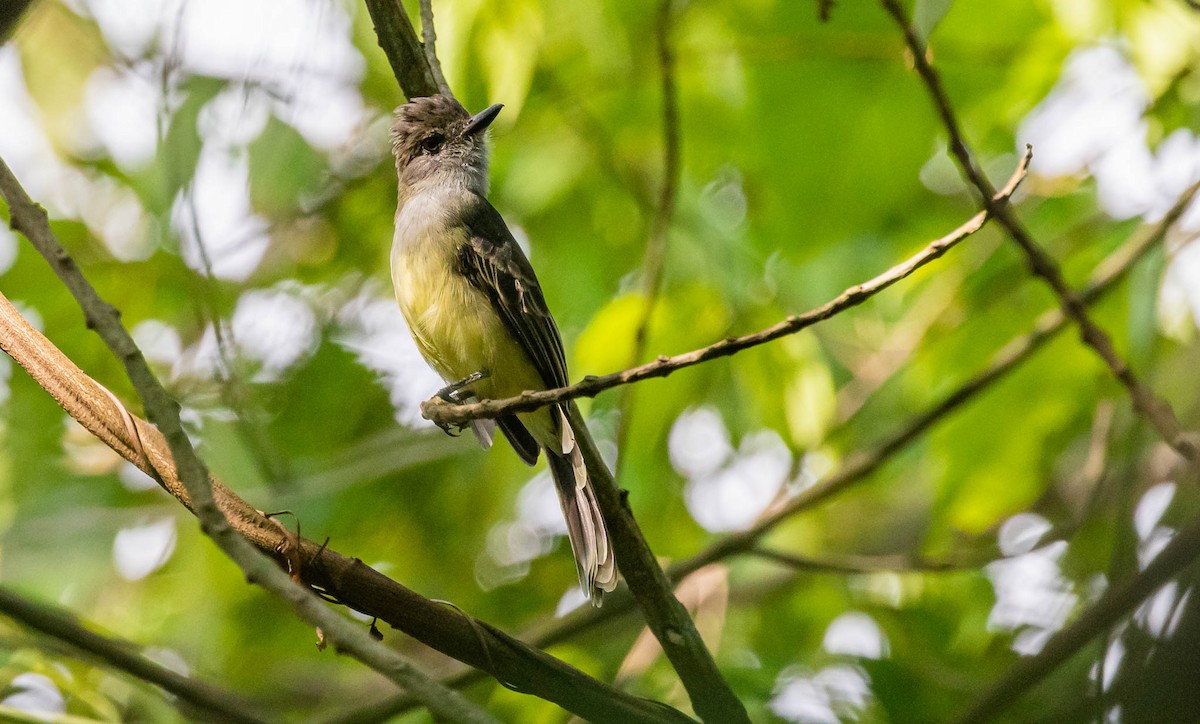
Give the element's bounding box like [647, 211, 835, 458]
[669, 179, 1200, 581]
[0, 159, 699, 724]
[422, 150, 1031, 428]
[879, 0, 1199, 465]
[567, 402, 749, 723]
[345, 177, 1198, 722]
[0, 587, 268, 724]
[0, 285, 692, 724]
[0, 157, 498, 724]
[953, 506, 1200, 724]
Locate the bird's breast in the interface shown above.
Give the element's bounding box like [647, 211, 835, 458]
[391, 194, 499, 384]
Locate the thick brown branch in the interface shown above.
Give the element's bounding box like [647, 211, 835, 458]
[880, 0, 1199, 464]
[567, 403, 750, 723]
[0, 156, 496, 724]
[0, 288, 692, 724]
[0, 587, 268, 724]
[0, 159, 693, 724]
[423, 150, 1031, 427]
[363, 0, 440, 99]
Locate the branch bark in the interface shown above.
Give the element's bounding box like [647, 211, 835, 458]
[880, 0, 1199, 465]
[422, 150, 1031, 427]
[0, 587, 268, 724]
[418, 0, 452, 96]
[0, 283, 692, 724]
[0, 159, 696, 724]
[568, 402, 749, 723]
[363, 0, 440, 99]
[387, 177, 1199, 718]
[0, 157, 498, 724]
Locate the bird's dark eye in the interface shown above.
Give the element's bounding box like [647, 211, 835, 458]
[420, 133, 445, 154]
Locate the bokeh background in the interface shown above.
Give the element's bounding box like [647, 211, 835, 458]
[1, 0, 1200, 721]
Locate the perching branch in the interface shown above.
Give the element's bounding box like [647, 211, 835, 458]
[615, 0, 683, 464]
[880, 0, 1199, 465]
[668, 178, 1200, 581]
[0, 159, 694, 724]
[423, 149, 1031, 427]
[0, 587, 268, 724]
[480, 177, 1200, 700]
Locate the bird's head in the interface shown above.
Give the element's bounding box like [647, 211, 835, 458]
[390, 94, 502, 194]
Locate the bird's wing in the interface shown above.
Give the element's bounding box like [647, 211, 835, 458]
[455, 196, 570, 391]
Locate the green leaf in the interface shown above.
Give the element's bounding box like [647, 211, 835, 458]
[135, 75, 226, 217]
[246, 116, 327, 217]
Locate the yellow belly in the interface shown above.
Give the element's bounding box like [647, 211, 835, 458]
[392, 246, 556, 442]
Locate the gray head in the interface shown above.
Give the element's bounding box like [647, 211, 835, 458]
[390, 94, 503, 193]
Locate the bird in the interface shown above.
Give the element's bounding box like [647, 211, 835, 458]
[388, 94, 618, 605]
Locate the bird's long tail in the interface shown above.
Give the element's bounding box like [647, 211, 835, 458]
[546, 406, 618, 606]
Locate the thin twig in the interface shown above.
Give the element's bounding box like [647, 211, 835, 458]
[748, 547, 984, 573]
[422, 150, 1031, 427]
[0, 587, 268, 724]
[418, 0, 451, 96]
[0, 156, 494, 724]
[615, 0, 682, 469]
[880, 0, 1199, 465]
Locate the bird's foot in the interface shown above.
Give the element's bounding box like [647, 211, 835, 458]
[431, 370, 490, 437]
[435, 369, 490, 403]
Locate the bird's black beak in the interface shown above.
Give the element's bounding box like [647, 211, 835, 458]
[463, 103, 503, 137]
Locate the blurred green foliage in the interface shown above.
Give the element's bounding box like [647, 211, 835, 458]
[0, 0, 1199, 721]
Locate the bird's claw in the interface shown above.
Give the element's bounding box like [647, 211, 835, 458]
[433, 370, 490, 404]
[435, 420, 468, 437]
[429, 370, 489, 437]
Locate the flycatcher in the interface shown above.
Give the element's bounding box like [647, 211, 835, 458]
[389, 95, 618, 604]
